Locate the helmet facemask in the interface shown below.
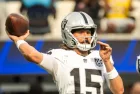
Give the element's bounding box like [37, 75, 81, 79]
[72, 28, 97, 51]
[62, 27, 97, 51]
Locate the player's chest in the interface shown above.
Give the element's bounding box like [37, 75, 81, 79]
[59, 54, 104, 81]
[58, 55, 104, 93]
[61, 54, 103, 70]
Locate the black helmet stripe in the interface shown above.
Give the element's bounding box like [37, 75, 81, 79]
[80, 12, 88, 24]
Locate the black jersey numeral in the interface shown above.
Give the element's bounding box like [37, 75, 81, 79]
[70, 68, 81, 94]
[70, 68, 101, 94]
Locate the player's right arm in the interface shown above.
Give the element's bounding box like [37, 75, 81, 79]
[6, 30, 42, 64]
[18, 41, 43, 64]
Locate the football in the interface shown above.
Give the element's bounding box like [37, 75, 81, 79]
[5, 13, 29, 37]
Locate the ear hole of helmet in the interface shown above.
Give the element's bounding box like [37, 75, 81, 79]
[90, 28, 95, 35]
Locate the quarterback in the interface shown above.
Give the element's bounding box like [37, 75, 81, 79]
[6, 12, 124, 94]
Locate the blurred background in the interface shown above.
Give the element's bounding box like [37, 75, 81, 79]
[0, 0, 140, 94]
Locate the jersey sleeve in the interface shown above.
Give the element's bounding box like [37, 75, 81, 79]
[38, 49, 64, 75]
[39, 53, 58, 75]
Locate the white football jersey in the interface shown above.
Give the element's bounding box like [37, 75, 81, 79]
[39, 49, 114, 94]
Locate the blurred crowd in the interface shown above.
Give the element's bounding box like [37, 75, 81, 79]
[74, 0, 135, 33]
[17, 0, 136, 35]
[19, 0, 56, 35]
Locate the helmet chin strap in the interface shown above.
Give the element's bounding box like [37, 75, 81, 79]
[77, 43, 91, 51]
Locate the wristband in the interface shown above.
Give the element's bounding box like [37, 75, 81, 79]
[107, 67, 119, 79]
[16, 40, 27, 49]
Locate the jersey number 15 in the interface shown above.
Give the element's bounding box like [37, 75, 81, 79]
[70, 68, 102, 94]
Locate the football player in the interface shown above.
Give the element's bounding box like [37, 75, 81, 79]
[136, 55, 140, 74]
[6, 12, 124, 94]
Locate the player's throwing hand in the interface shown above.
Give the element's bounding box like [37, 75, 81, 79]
[6, 30, 30, 42]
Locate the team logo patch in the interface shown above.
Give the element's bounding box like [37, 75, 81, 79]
[94, 58, 103, 67]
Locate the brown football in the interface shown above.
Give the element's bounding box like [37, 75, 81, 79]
[5, 13, 29, 37]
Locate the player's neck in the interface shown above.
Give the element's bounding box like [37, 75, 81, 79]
[74, 48, 89, 57]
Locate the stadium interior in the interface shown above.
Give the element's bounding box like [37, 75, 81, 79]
[0, 0, 140, 94]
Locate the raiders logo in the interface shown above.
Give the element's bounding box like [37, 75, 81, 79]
[94, 58, 103, 67]
[61, 19, 68, 30]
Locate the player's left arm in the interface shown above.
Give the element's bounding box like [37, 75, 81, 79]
[97, 41, 124, 94]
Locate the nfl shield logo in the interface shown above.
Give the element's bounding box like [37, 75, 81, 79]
[94, 58, 103, 67]
[83, 59, 87, 63]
